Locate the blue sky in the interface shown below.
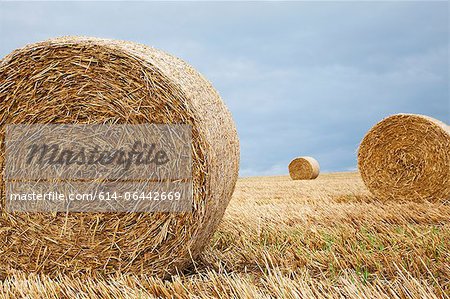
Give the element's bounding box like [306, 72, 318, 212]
[0, 1, 448, 176]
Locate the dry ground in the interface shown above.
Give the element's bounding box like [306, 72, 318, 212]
[1, 172, 449, 298]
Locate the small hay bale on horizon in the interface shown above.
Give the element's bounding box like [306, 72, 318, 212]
[288, 156, 320, 180]
[358, 113, 450, 202]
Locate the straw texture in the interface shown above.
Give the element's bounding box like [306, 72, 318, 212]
[0, 37, 240, 277]
[358, 114, 449, 202]
[288, 157, 320, 180]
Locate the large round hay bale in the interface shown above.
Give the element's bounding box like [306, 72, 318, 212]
[288, 156, 320, 180]
[0, 37, 239, 277]
[358, 114, 450, 201]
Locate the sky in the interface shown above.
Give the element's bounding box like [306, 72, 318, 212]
[0, 1, 448, 176]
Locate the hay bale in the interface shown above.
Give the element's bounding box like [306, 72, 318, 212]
[358, 114, 450, 201]
[288, 156, 320, 180]
[0, 37, 239, 276]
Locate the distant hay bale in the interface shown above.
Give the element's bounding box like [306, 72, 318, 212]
[0, 37, 240, 276]
[288, 156, 320, 180]
[358, 114, 450, 201]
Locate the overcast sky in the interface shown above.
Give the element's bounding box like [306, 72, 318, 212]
[1, 1, 448, 176]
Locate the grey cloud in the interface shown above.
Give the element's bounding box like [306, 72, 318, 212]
[0, 1, 448, 176]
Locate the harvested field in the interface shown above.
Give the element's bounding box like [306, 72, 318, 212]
[1, 172, 448, 298]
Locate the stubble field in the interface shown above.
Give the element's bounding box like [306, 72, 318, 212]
[1, 172, 449, 298]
